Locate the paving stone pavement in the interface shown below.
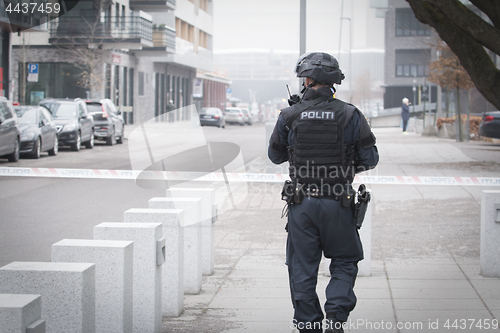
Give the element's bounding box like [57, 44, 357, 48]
[162, 128, 500, 333]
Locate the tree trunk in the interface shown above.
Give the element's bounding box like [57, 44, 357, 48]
[445, 87, 449, 118]
[456, 86, 462, 142]
[407, 0, 500, 111]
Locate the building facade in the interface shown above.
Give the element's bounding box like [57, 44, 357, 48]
[373, 0, 438, 109]
[374, 0, 496, 113]
[11, 0, 224, 124]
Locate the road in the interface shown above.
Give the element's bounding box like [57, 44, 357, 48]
[0, 122, 267, 268]
[1, 121, 499, 268]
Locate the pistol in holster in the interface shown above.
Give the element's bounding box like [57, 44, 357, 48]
[353, 184, 371, 229]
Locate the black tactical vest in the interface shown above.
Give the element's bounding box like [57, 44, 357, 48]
[283, 99, 350, 186]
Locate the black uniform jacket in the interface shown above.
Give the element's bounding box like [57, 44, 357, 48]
[268, 87, 379, 172]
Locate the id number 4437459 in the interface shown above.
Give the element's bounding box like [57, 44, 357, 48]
[5, 2, 61, 14]
[444, 319, 499, 330]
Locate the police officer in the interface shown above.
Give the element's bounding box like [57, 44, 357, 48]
[268, 52, 379, 333]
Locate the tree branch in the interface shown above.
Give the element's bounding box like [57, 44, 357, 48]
[407, 0, 500, 110]
[409, 0, 500, 56]
[470, 0, 500, 29]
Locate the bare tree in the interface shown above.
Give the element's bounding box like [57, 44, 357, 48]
[352, 71, 372, 113]
[19, 34, 30, 104]
[52, 0, 112, 98]
[427, 39, 475, 140]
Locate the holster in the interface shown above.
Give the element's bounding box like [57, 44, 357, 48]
[281, 180, 294, 204]
[340, 185, 355, 209]
[353, 184, 371, 229]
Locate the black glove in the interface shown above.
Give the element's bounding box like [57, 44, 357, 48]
[288, 94, 300, 106]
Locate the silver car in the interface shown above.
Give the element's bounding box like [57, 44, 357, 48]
[224, 107, 245, 126]
[241, 109, 252, 125]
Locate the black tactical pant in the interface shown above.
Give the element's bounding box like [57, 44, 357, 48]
[287, 196, 363, 331]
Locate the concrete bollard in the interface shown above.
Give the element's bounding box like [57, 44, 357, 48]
[51, 239, 133, 333]
[93, 223, 163, 332]
[0, 294, 45, 333]
[122, 209, 185, 317]
[148, 197, 203, 295]
[0, 262, 95, 333]
[324, 190, 372, 277]
[480, 191, 500, 277]
[167, 188, 216, 275]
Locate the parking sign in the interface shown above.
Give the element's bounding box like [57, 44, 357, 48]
[27, 64, 39, 82]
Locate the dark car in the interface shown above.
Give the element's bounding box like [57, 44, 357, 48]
[86, 99, 125, 145]
[199, 107, 225, 128]
[0, 97, 20, 162]
[16, 106, 59, 158]
[40, 98, 94, 151]
[479, 111, 500, 139]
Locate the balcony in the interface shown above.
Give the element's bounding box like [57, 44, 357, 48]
[48, 11, 153, 49]
[135, 26, 175, 56]
[130, 0, 175, 12]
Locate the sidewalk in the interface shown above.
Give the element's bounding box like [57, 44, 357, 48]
[162, 128, 500, 333]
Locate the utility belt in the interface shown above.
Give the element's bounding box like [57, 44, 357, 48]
[281, 180, 371, 229]
[281, 181, 353, 204]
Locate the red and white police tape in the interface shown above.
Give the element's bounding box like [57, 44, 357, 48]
[1, 166, 500, 186]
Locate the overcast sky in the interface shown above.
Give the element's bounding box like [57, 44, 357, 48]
[212, 0, 385, 53]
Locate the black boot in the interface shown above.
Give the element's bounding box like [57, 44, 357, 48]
[324, 313, 344, 333]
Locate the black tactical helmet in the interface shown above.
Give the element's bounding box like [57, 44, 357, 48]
[295, 52, 345, 85]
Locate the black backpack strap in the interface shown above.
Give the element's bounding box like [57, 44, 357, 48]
[284, 95, 331, 130]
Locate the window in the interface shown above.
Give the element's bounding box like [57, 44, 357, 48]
[129, 68, 134, 106]
[121, 5, 125, 29]
[0, 102, 12, 120]
[123, 67, 128, 106]
[115, 3, 120, 27]
[78, 103, 86, 117]
[40, 107, 53, 122]
[38, 109, 44, 125]
[114, 65, 120, 106]
[138, 71, 144, 96]
[105, 64, 111, 99]
[199, 30, 208, 49]
[396, 8, 431, 37]
[395, 49, 430, 77]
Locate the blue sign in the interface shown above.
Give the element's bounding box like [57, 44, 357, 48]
[28, 64, 39, 74]
[226, 88, 232, 94]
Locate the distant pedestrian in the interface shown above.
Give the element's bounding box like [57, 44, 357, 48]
[401, 97, 410, 133]
[167, 100, 176, 122]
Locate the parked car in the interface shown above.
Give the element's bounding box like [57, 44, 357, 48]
[199, 107, 225, 128]
[479, 111, 500, 139]
[15, 106, 58, 158]
[40, 98, 94, 151]
[0, 97, 20, 162]
[241, 108, 253, 125]
[85, 99, 125, 145]
[224, 107, 246, 126]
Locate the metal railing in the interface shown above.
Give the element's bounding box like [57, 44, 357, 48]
[49, 13, 152, 42]
[368, 103, 437, 118]
[130, 0, 176, 9]
[152, 26, 176, 50]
